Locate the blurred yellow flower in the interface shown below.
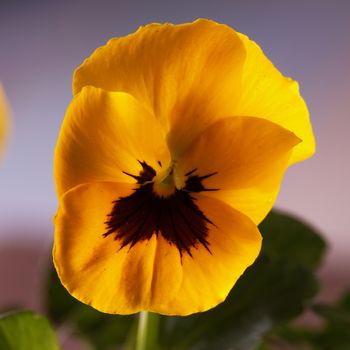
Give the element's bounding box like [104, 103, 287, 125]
[53, 19, 315, 315]
[0, 84, 10, 160]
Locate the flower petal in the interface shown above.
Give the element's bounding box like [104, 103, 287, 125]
[176, 117, 301, 224]
[168, 194, 262, 315]
[54, 86, 169, 197]
[73, 19, 245, 157]
[0, 84, 10, 159]
[234, 33, 315, 164]
[53, 181, 183, 315]
[54, 182, 261, 315]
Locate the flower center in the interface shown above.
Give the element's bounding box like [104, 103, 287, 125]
[152, 164, 177, 197]
[104, 161, 218, 256]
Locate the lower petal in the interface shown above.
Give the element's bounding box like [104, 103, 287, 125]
[53, 181, 183, 314]
[164, 195, 262, 315]
[54, 182, 261, 315]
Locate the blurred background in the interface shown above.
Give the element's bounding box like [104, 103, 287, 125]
[0, 0, 349, 330]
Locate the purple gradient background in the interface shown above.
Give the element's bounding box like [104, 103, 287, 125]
[0, 0, 349, 330]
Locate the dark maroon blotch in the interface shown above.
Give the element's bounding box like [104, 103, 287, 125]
[104, 162, 218, 256]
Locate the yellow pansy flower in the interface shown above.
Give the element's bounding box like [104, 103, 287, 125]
[0, 84, 10, 160]
[53, 19, 315, 316]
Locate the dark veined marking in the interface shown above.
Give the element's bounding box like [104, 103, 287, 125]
[104, 161, 218, 257]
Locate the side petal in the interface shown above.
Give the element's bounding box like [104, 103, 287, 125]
[53, 182, 261, 315]
[53, 182, 183, 315]
[176, 117, 301, 224]
[73, 19, 245, 157]
[54, 86, 169, 197]
[234, 33, 315, 164]
[167, 195, 262, 315]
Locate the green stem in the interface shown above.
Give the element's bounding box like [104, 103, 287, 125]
[135, 312, 159, 350]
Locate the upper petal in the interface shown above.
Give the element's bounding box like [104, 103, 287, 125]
[233, 33, 315, 164]
[73, 20, 314, 164]
[54, 86, 169, 197]
[73, 19, 245, 157]
[176, 116, 301, 224]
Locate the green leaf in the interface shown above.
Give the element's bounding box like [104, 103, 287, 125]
[158, 256, 318, 350]
[312, 292, 350, 349]
[313, 292, 350, 325]
[259, 210, 326, 269]
[46, 267, 136, 350]
[0, 311, 60, 350]
[261, 292, 350, 350]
